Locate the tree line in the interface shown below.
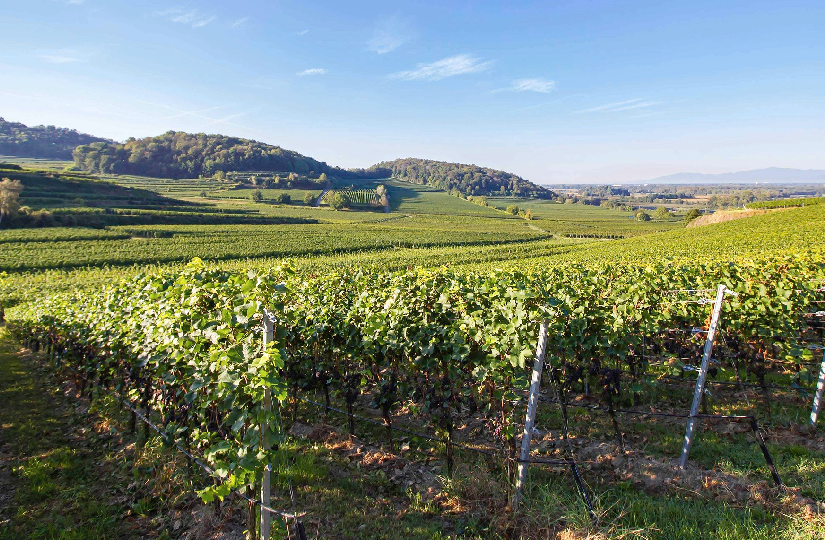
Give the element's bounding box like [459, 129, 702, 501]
[0, 118, 110, 160]
[73, 131, 390, 181]
[372, 158, 556, 199]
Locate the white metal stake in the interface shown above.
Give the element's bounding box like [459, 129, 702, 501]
[810, 348, 825, 426]
[680, 284, 728, 469]
[513, 320, 549, 510]
[261, 311, 275, 540]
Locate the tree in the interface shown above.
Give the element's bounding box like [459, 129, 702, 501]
[654, 206, 673, 219]
[506, 204, 519, 215]
[251, 189, 264, 203]
[303, 192, 315, 205]
[524, 209, 533, 220]
[275, 193, 291, 205]
[635, 210, 651, 221]
[376, 184, 389, 207]
[0, 178, 23, 225]
[330, 192, 349, 210]
[319, 172, 328, 184]
[684, 208, 702, 223]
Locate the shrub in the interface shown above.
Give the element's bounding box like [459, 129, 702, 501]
[506, 204, 520, 215]
[330, 192, 350, 210]
[684, 208, 702, 223]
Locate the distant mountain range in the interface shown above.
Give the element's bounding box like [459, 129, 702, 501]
[639, 168, 825, 185]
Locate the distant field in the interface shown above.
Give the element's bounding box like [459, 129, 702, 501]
[0, 155, 71, 170]
[487, 197, 684, 237]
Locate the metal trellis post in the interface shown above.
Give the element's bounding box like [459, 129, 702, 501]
[680, 284, 733, 468]
[261, 310, 275, 540]
[810, 347, 825, 426]
[513, 320, 549, 509]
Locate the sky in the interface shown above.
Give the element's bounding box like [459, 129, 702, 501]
[1, 0, 824, 184]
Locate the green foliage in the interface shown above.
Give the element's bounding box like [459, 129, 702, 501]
[654, 206, 673, 219]
[506, 204, 520, 215]
[8, 261, 289, 502]
[0, 118, 110, 160]
[329, 192, 349, 210]
[746, 196, 825, 210]
[251, 189, 264, 203]
[374, 158, 555, 199]
[303, 192, 315, 205]
[72, 131, 383, 180]
[635, 210, 651, 221]
[274, 193, 291, 205]
[684, 208, 702, 223]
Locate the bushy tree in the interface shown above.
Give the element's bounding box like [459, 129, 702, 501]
[275, 193, 291, 205]
[330, 192, 349, 210]
[506, 204, 520, 215]
[251, 189, 264, 203]
[635, 210, 651, 221]
[0, 178, 23, 225]
[303, 192, 315, 205]
[654, 206, 673, 219]
[684, 208, 702, 223]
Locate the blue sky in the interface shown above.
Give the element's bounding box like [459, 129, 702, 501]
[2, 0, 824, 183]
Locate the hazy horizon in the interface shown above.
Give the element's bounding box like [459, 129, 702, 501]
[3, 0, 824, 184]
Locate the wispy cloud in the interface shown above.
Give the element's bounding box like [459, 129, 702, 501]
[389, 54, 492, 81]
[156, 8, 215, 29]
[494, 78, 556, 94]
[297, 68, 326, 76]
[38, 49, 82, 63]
[139, 101, 252, 130]
[65, 0, 85, 5]
[367, 15, 413, 54]
[296, 29, 309, 36]
[574, 98, 662, 114]
[231, 17, 249, 28]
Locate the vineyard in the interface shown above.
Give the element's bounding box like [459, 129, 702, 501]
[8, 238, 825, 537]
[2, 168, 825, 538]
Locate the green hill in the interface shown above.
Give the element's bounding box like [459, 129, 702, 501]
[72, 131, 388, 180]
[372, 157, 555, 199]
[0, 118, 110, 160]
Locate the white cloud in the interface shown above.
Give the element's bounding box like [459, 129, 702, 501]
[367, 15, 413, 54]
[573, 98, 662, 114]
[231, 17, 249, 28]
[389, 54, 492, 81]
[297, 68, 326, 76]
[39, 49, 82, 63]
[39, 54, 81, 63]
[296, 29, 309, 36]
[156, 8, 215, 29]
[495, 78, 556, 94]
[65, 0, 85, 5]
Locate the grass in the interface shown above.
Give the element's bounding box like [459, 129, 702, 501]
[0, 328, 128, 539]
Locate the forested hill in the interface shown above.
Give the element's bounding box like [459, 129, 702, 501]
[372, 158, 555, 198]
[0, 118, 111, 160]
[73, 131, 388, 180]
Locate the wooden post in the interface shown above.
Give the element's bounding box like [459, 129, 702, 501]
[513, 320, 549, 509]
[680, 284, 728, 468]
[261, 310, 275, 540]
[810, 347, 825, 426]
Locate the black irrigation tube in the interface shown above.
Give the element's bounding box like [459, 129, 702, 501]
[293, 394, 599, 520]
[599, 366, 819, 392]
[533, 395, 783, 487]
[43, 348, 308, 535]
